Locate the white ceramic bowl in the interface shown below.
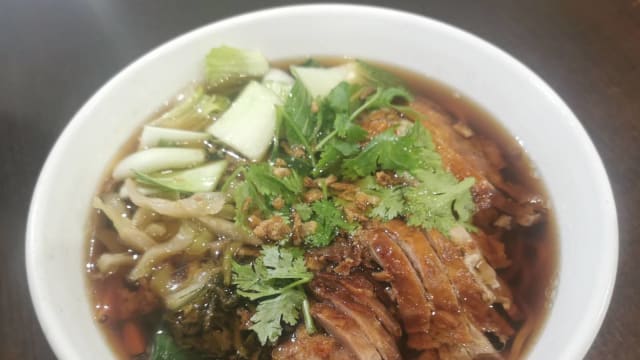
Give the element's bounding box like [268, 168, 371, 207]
[26, 4, 617, 360]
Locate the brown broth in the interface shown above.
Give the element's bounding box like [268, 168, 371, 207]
[86, 58, 558, 359]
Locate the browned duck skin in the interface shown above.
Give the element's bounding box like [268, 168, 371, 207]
[427, 229, 514, 342]
[382, 220, 473, 347]
[272, 326, 355, 360]
[363, 227, 434, 350]
[310, 274, 401, 360]
[311, 302, 383, 360]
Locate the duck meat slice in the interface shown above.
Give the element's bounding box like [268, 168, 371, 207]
[311, 274, 401, 360]
[449, 226, 513, 311]
[311, 303, 382, 360]
[382, 220, 473, 346]
[272, 326, 355, 360]
[362, 228, 434, 350]
[335, 275, 403, 338]
[426, 229, 514, 342]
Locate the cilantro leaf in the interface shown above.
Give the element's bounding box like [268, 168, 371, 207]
[350, 86, 413, 121]
[341, 122, 438, 179]
[249, 288, 306, 344]
[293, 203, 313, 221]
[232, 246, 314, 345]
[326, 82, 351, 112]
[314, 139, 360, 177]
[334, 112, 368, 142]
[341, 131, 400, 178]
[313, 82, 368, 152]
[232, 164, 304, 225]
[367, 87, 413, 111]
[305, 200, 356, 247]
[369, 186, 405, 221]
[261, 246, 308, 279]
[280, 80, 313, 149]
[404, 170, 476, 233]
[232, 258, 273, 300]
[233, 246, 312, 299]
[233, 179, 269, 225]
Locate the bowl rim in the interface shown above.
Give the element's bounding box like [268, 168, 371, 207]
[25, 4, 618, 360]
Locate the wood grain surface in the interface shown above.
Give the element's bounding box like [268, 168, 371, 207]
[1, 0, 638, 359]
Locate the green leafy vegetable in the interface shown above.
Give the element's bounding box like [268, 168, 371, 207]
[349, 86, 412, 121]
[232, 246, 314, 344]
[280, 80, 314, 149]
[325, 81, 351, 112]
[233, 246, 311, 300]
[207, 81, 282, 160]
[293, 203, 313, 221]
[249, 288, 306, 344]
[350, 60, 406, 87]
[290, 65, 351, 98]
[139, 126, 211, 149]
[246, 164, 303, 202]
[134, 160, 228, 194]
[305, 200, 356, 247]
[112, 148, 207, 181]
[313, 139, 360, 176]
[151, 330, 202, 360]
[369, 186, 405, 221]
[262, 68, 295, 102]
[205, 46, 269, 91]
[404, 171, 476, 233]
[338, 120, 476, 233]
[341, 122, 434, 179]
[231, 163, 303, 225]
[150, 88, 230, 131]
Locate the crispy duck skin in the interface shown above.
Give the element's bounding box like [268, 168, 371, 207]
[312, 303, 383, 360]
[426, 229, 514, 341]
[381, 221, 502, 358]
[382, 220, 472, 346]
[363, 228, 434, 350]
[310, 274, 402, 360]
[272, 327, 355, 360]
[335, 275, 403, 338]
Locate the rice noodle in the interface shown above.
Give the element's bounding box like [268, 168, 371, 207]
[92, 227, 126, 253]
[128, 221, 201, 281]
[131, 207, 161, 228]
[96, 252, 136, 274]
[92, 196, 157, 252]
[197, 216, 261, 245]
[125, 179, 225, 218]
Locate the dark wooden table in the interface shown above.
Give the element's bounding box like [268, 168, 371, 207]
[1, 0, 638, 359]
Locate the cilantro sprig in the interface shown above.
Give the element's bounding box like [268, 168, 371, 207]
[404, 170, 476, 232]
[304, 200, 356, 247]
[232, 246, 314, 344]
[227, 163, 303, 225]
[228, 60, 478, 246]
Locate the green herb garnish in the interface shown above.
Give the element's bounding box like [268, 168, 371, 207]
[232, 246, 314, 344]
